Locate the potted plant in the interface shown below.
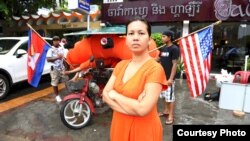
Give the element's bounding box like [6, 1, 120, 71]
[151, 32, 164, 47]
[176, 58, 186, 79]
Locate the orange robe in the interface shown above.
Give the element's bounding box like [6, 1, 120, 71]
[111, 59, 168, 141]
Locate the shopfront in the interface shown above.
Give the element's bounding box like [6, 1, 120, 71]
[101, 0, 250, 73]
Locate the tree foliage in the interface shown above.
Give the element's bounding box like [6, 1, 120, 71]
[151, 33, 164, 47]
[0, 0, 56, 21]
[0, 0, 101, 21]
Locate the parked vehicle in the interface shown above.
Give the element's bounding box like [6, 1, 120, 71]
[0, 37, 52, 100]
[60, 58, 112, 129]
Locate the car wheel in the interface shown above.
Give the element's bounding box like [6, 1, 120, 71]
[0, 74, 10, 100]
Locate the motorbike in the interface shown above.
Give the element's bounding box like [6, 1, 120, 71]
[60, 58, 113, 129]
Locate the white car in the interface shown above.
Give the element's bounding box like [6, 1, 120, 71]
[0, 37, 53, 100]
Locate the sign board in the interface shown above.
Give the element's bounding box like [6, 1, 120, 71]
[68, 0, 90, 14]
[219, 82, 250, 113]
[219, 82, 246, 111]
[90, 5, 99, 14]
[101, 0, 250, 23]
[103, 0, 123, 4]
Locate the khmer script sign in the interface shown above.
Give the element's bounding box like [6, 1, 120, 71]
[101, 0, 250, 23]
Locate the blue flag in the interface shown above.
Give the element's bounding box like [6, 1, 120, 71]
[27, 29, 50, 87]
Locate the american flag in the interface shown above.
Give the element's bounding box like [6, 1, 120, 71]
[179, 26, 213, 98]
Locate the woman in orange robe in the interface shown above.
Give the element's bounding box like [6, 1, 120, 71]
[102, 18, 168, 141]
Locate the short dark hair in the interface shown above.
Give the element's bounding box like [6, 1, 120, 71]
[162, 30, 175, 41]
[126, 17, 151, 36]
[52, 36, 60, 41]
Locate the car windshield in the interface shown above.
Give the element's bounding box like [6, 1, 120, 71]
[0, 39, 20, 54]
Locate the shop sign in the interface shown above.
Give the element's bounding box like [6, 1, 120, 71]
[68, 0, 90, 14]
[214, 0, 250, 21]
[101, 0, 250, 23]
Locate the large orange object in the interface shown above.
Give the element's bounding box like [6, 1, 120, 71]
[66, 34, 159, 69]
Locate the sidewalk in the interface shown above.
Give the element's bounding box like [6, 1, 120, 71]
[159, 78, 250, 140]
[172, 80, 250, 124]
[0, 79, 249, 141]
[173, 79, 250, 125]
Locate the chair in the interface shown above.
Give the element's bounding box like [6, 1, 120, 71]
[233, 71, 250, 84]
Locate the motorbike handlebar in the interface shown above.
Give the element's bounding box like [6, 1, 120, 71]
[79, 68, 92, 77]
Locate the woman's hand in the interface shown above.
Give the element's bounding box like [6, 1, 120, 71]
[138, 91, 146, 102]
[108, 90, 117, 100]
[103, 89, 115, 103]
[108, 90, 147, 102]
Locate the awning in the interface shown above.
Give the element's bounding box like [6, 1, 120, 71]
[63, 25, 126, 36]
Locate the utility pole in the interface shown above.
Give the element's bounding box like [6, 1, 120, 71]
[56, 0, 60, 9]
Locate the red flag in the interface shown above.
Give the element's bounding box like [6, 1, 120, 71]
[178, 26, 213, 97]
[27, 29, 50, 87]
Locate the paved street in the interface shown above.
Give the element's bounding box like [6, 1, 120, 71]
[0, 79, 250, 141]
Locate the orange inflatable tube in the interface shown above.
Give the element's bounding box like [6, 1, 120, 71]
[66, 34, 159, 70]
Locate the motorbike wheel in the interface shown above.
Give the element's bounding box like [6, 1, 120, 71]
[60, 99, 92, 129]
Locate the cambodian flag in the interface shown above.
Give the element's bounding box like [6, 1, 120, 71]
[27, 29, 50, 87]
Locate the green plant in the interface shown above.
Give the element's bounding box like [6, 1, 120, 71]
[151, 33, 164, 47]
[176, 58, 184, 73]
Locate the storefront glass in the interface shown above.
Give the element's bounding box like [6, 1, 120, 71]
[151, 22, 182, 39]
[190, 22, 250, 74]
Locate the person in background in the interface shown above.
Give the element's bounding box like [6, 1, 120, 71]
[60, 38, 67, 47]
[102, 17, 168, 141]
[46, 36, 69, 103]
[158, 30, 180, 125]
[60, 38, 68, 58]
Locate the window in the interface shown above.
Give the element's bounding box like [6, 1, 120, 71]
[0, 39, 19, 54]
[151, 22, 182, 41]
[190, 22, 250, 73]
[18, 42, 28, 51]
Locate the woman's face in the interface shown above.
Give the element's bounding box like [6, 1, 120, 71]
[126, 21, 150, 54]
